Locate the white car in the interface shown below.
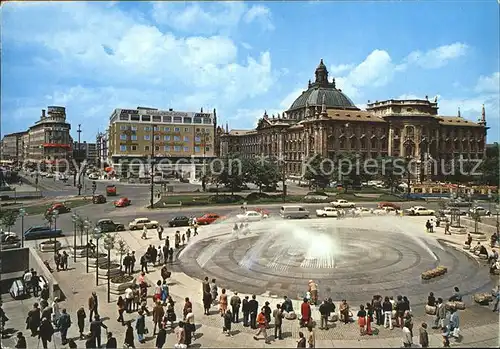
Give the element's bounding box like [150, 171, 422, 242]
[469, 206, 491, 216]
[128, 218, 159, 230]
[353, 207, 372, 216]
[88, 173, 99, 180]
[315, 207, 339, 217]
[236, 210, 266, 222]
[330, 199, 356, 208]
[407, 206, 435, 216]
[45, 173, 54, 178]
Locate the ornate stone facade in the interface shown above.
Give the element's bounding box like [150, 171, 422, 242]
[217, 60, 488, 179]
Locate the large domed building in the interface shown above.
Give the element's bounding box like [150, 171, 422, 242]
[218, 59, 488, 180]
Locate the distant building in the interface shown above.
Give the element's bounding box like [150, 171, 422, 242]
[73, 141, 98, 165]
[96, 131, 109, 166]
[0, 131, 28, 164]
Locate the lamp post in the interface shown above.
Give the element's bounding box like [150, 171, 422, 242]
[85, 219, 91, 273]
[103, 233, 116, 303]
[71, 213, 78, 262]
[52, 210, 59, 255]
[19, 208, 26, 248]
[150, 125, 156, 208]
[93, 227, 104, 286]
[77, 124, 82, 195]
[488, 192, 492, 213]
[405, 155, 412, 200]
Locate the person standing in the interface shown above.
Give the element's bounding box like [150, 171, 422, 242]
[23, 269, 33, 295]
[340, 299, 350, 324]
[58, 308, 72, 345]
[434, 298, 445, 329]
[219, 289, 228, 316]
[38, 318, 54, 349]
[88, 291, 98, 322]
[135, 310, 146, 344]
[153, 301, 165, 335]
[249, 294, 259, 329]
[117, 296, 125, 324]
[307, 325, 315, 348]
[230, 292, 241, 323]
[223, 308, 232, 336]
[156, 323, 167, 349]
[54, 252, 62, 272]
[124, 321, 135, 348]
[372, 295, 383, 326]
[51, 297, 61, 325]
[273, 303, 284, 340]
[27, 303, 41, 336]
[210, 279, 218, 306]
[253, 307, 269, 344]
[106, 331, 117, 348]
[402, 324, 413, 347]
[31, 270, 40, 297]
[124, 286, 134, 313]
[300, 298, 311, 328]
[140, 254, 148, 273]
[175, 321, 186, 348]
[419, 322, 429, 348]
[185, 308, 195, 346]
[183, 298, 193, 319]
[493, 286, 500, 312]
[61, 251, 69, 270]
[319, 300, 329, 330]
[157, 225, 164, 240]
[76, 306, 86, 339]
[90, 315, 107, 348]
[366, 302, 374, 335]
[130, 251, 136, 274]
[297, 331, 306, 348]
[141, 225, 148, 240]
[162, 244, 169, 264]
[357, 305, 366, 336]
[382, 296, 393, 329]
[242, 296, 250, 327]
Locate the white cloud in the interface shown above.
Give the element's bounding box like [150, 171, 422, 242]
[241, 42, 253, 50]
[404, 42, 469, 69]
[151, 2, 273, 34]
[330, 63, 354, 76]
[474, 72, 500, 94]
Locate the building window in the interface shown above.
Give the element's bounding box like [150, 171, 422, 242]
[120, 125, 127, 130]
[131, 135, 137, 141]
[194, 146, 201, 152]
[195, 136, 201, 142]
[174, 146, 181, 152]
[144, 126, 151, 131]
[183, 146, 189, 152]
[184, 117, 192, 123]
[131, 115, 140, 121]
[119, 115, 129, 121]
[205, 146, 210, 152]
[144, 135, 151, 140]
[120, 145, 127, 152]
[183, 136, 189, 142]
[145, 145, 150, 151]
[203, 117, 211, 124]
[164, 135, 170, 141]
[153, 126, 159, 131]
[194, 117, 202, 124]
[142, 115, 151, 122]
[131, 145, 137, 151]
[120, 134, 127, 140]
[174, 127, 180, 132]
[163, 116, 172, 123]
[131, 125, 137, 131]
[164, 146, 170, 151]
[154, 135, 160, 141]
[153, 116, 161, 122]
[155, 146, 160, 151]
[174, 136, 180, 141]
[174, 116, 182, 123]
[184, 128, 189, 132]
[164, 127, 170, 132]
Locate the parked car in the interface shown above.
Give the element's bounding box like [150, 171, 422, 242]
[353, 207, 372, 216]
[280, 205, 310, 219]
[168, 216, 192, 227]
[46, 202, 71, 215]
[406, 206, 435, 216]
[24, 226, 63, 240]
[254, 208, 271, 217]
[0, 231, 18, 243]
[469, 206, 491, 216]
[315, 207, 339, 217]
[92, 194, 107, 204]
[236, 210, 266, 222]
[378, 202, 401, 210]
[96, 219, 125, 232]
[114, 197, 131, 207]
[88, 173, 99, 180]
[106, 185, 117, 196]
[196, 213, 225, 225]
[330, 199, 356, 208]
[128, 218, 159, 230]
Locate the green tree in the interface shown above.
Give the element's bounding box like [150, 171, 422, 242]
[303, 154, 332, 190]
[207, 153, 250, 195]
[479, 143, 499, 186]
[334, 152, 365, 193]
[1, 210, 18, 232]
[377, 156, 405, 193]
[115, 238, 128, 270]
[247, 157, 280, 193]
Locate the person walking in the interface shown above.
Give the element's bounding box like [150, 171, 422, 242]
[242, 296, 250, 327]
[156, 323, 167, 349]
[38, 318, 54, 349]
[492, 285, 500, 312]
[210, 279, 218, 305]
[223, 308, 232, 336]
[76, 306, 86, 339]
[402, 324, 413, 347]
[124, 321, 135, 348]
[141, 225, 148, 240]
[434, 298, 445, 329]
[230, 292, 241, 323]
[219, 289, 228, 316]
[90, 315, 107, 348]
[157, 225, 164, 240]
[273, 303, 284, 340]
[185, 308, 195, 346]
[419, 322, 429, 348]
[307, 325, 315, 348]
[253, 307, 270, 344]
[27, 303, 41, 337]
[319, 299, 329, 330]
[117, 296, 125, 324]
[135, 310, 146, 344]
[88, 291, 98, 322]
[58, 308, 71, 345]
[153, 300, 165, 335]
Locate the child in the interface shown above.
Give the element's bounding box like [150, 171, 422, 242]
[442, 327, 450, 347]
[223, 309, 232, 336]
[357, 305, 366, 336]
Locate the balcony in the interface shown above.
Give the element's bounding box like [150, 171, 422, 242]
[43, 143, 71, 149]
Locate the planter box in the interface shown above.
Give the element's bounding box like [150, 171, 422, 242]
[473, 293, 493, 305]
[109, 278, 135, 295]
[421, 266, 448, 280]
[88, 254, 108, 268]
[39, 241, 62, 252]
[70, 246, 89, 258]
[462, 244, 470, 250]
[425, 305, 437, 315]
[469, 233, 487, 241]
[449, 227, 467, 234]
[445, 301, 466, 311]
[98, 265, 122, 278]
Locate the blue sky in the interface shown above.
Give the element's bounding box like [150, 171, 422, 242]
[1, 1, 499, 142]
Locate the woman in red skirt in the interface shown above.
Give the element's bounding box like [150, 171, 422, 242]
[357, 305, 367, 335]
[365, 302, 373, 335]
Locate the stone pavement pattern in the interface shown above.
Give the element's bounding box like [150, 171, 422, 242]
[1, 216, 499, 348]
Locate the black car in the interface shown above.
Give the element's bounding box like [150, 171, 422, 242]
[168, 216, 191, 227]
[92, 194, 107, 204]
[96, 219, 125, 232]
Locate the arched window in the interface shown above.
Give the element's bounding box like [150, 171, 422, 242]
[406, 126, 415, 139]
[371, 138, 377, 149]
[350, 138, 357, 149]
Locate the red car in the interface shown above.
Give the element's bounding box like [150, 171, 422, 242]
[378, 202, 401, 210]
[106, 185, 117, 196]
[114, 197, 131, 208]
[46, 202, 71, 215]
[196, 213, 225, 225]
[255, 208, 271, 217]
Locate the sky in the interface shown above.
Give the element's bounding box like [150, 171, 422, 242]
[1, 1, 499, 142]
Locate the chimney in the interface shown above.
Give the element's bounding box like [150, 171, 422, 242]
[200, 107, 203, 113]
[169, 108, 173, 111]
[42, 109, 46, 118]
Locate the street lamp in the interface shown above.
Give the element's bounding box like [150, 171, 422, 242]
[488, 192, 492, 213]
[92, 227, 104, 286]
[52, 210, 59, 255]
[405, 155, 412, 200]
[84, 219, 91, 273]
[19, 208, 26, 248]
[77, 124, 82, 195]
[150, 125, 156, 209]
[103, 233, 116, 303]
[71, 213, 78, 262]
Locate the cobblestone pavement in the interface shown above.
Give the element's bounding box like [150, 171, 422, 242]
[1, 216, 499, 348]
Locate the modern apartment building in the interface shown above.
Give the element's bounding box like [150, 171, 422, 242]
[108, 106, 217, 176]
[27, 106, 72, 169]
[0, 131, 28, 164]
[73, 141, 98, 165]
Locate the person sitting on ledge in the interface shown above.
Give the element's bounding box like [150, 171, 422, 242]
[427, 292, 436, 307]
[479, 244, 488, 256]
[471, 241, 482, 254]
[491, 232, 498, 248]
[489, 260, 500, 275]
[488, 249, 498, 265]
[448, 287, 462, 302]
[465, 234, 473, 246]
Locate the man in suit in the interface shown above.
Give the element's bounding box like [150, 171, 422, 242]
[248, 295, 259, 329]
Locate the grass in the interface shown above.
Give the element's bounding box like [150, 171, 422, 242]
[10, 198, 92, 215]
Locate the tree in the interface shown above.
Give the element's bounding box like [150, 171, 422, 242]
[303, 154, 332, 190]
[208, 153, 249, 195]
[479, 143, 499, 186]
[115, 238, 128, 271]
[377, 156, 405, 193]
[1, 210, 18, 232]
[247, 157, 280, 193]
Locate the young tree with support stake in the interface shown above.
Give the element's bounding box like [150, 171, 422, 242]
[1, 210, 18, 233]
[115, 238, 128, 271]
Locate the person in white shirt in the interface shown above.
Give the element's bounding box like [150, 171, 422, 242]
[141, 226, 148, 240]
[185, 309, 195, 344]
[23, 269, 33, 294]
[52, 297, 61, 324]
[125, 287, 134, 313]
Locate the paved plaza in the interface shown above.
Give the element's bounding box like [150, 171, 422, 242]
[1, 215, 499, 348]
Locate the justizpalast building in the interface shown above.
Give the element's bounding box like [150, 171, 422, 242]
[218, 59, 488, 179]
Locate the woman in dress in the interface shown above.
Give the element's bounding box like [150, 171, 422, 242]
[210, 279, 218, 305]
[219, 288, 228, 316]
[357, 304, 367, 336]
[154, 280, 162, 303]
[365, 302, 373, 335]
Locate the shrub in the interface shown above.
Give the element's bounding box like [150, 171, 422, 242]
[246, 192, 270, 201]
[207, 195, 243, 204]
[110, 274, 134, 283]
[306, 191, 328, 196]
